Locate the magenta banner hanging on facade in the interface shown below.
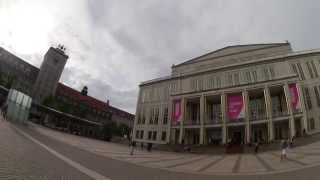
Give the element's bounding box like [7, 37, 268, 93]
[172, 99, 182, 123]
[289, 83, 301, 111]
[227, 94, 244, 121]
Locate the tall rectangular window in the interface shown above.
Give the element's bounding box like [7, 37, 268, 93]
[297, 63, 306, 80]
[227, 73, 233, 86]
[152, 131, 157, 140]
[304, 87, 312, 110]
[161, 131, 167, 141]
[234, 73, 240, 85]
[148, 131, 152, 140]
[163, 107, 168, 124]
[252, 70, 258, 82]
[216, 77, 221, 88]
[149, 108, 154, 124]
[245, 71, 252, 83]
[263, 67, 270, 80]
[154, 107, 159, 124]
[269, 66, 275, 79]
[140, 131, 144, 139]
[306, 62, 315, 78]
[135, 130, 140, 139]
[311, 61, 319, 77]
[314, 86, 320, 106]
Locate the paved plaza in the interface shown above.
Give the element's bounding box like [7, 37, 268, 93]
[3, 115, 320, 179]
[30, 122, 320, 176]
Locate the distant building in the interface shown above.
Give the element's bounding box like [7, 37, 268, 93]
[0, 46, 134, 128]
[133, 42, 320, 145]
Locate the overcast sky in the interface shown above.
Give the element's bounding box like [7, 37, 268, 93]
[1, 0, 320, 113]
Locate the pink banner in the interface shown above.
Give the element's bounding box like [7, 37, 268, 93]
[289, 83, 301, 111]
[172, 99, 182, 123]
[227, 94, 244, 121]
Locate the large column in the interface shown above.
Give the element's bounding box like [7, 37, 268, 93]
[199, 95, 205, 145]
[179, 97, 185, 144]
[264, 86, 274, 141]
[221, 93, 227, 144]
[167, 97, 173, 143]
[284, 83, 295, 138]
[296, 83, 308, 134]
[243, 90, 250, 144]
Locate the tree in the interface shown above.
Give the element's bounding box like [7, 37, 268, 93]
[101, 122, 117, 141]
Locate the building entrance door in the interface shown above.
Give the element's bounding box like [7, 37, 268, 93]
[232, 131, 242, 144]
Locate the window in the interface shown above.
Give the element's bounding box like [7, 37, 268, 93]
[161, 131, 167, 141]
[311, 61, 319, 77]
[208, 76, 215, 89]
[163, 107, 168, 124]
[304, 87, 312, 110]
[263, 67, 270, 80]
[154, 107, 159, 124]
[216, 77, 221, 88]
[135, 131, 140, 139]
[291, 64, 298, 74]
[198, 79, 203, 90]
[149, 108, 154, 124]
[297, 63, 306, 80]
[269, 66, 275, 79]
[314, 86, 320, 106]
[245, 71, 252, 83]
[227, 73, 233, 86]
[252, 71, 258, 82]
[142, 112, 146, 124]
[191, 79, 197, 90]
[306, 62, 314, 78]
[234, 73, 240, 85]
[152, 131, 157, 140]
[140, 131, 144, 139]
[148, 131, 152, 140]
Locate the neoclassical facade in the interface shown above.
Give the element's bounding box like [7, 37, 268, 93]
[133, 42, 320, 145]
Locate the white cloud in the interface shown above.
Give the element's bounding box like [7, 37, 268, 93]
[1, 0, 320, 113]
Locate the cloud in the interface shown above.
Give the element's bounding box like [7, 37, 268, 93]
[1, 0, 320, 113]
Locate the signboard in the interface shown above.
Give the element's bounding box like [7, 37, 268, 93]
[289, 83, 301, 111]
[227, 94, 244, 121]
[172, 99, 182, 123]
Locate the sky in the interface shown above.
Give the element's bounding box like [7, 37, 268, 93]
[1, 0, 320, 113]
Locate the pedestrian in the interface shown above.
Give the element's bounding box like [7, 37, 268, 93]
[130, 141, 135, 155]
[254, 141, 260, 154]
[147, 143, 152, 152]
[280, 139, 288, 161]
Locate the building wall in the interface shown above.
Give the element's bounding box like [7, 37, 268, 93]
[134, 46, 320, 145]
[0, 47, 39, 95]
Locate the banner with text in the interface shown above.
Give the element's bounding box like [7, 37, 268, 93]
[172, 99, 182, 123]
[289, 83, 301, 111]
[227, 94, 245, 121]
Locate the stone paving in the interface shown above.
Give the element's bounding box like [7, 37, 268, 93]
[29, 122, 320, 176]
[0, 115, 92, 180]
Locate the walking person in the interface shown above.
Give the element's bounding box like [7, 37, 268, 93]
[130, 141, 135, 155]
[280, 139, 288, 161]
[254, 141, 260, 154]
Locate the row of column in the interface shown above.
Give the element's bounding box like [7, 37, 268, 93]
[176, 83, 307, 145]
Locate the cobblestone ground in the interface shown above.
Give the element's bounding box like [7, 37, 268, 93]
[31, 122, 320, 176]
[0, 117, 92, 180]
[5, 116, 320, 180]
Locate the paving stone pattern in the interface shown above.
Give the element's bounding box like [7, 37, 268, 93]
[0, 117, 92, 180]
[30, 122, 320, 176]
